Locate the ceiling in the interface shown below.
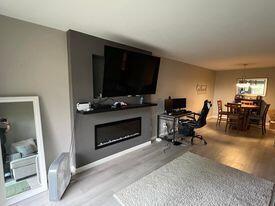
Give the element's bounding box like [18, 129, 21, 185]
[1, 0, 275, 70]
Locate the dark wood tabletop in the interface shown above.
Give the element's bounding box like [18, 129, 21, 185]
[240, 104, 259, 109]
[225, 103, 259, 109]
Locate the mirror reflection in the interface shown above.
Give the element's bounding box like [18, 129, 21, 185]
[0, 102, 40, 199]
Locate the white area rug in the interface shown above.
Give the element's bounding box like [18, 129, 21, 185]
[114, 152, 275, 206]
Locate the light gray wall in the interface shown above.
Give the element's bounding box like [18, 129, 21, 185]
[0, 15, 216, 171]
[152, 58, 215, 113]
[0, 15, 71, 168]
[213, 67, 275, 115]
[150, 58, 216, 137]
[0, 102, 36, 152]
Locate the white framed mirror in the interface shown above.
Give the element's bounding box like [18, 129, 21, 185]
[0, 96, 47, 205]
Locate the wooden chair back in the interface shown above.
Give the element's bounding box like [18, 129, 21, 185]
[217, 100, 223, 114]
[262, 104, 270, 124]
[225, 103, 243, 131]
[226, 103, 242, 114]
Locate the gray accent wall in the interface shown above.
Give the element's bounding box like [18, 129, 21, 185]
[67, 30, 151, 103]
[67, 30, 155, 168]
[75, 109, 152, 167]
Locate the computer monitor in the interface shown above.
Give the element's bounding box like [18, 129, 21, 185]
[172, 98, 186, 110]
[164, 98, 186, 113]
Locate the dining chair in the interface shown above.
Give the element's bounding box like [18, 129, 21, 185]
[248, 102, 270, 135]
[225, 103, 244, 132]
[216, 100, 228, 126]
[234, 94, 244, 103]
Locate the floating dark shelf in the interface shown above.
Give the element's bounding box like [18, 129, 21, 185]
[77, 102, 157, 114]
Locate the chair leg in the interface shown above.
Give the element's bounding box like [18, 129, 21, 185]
[216, 114, 220, 126]
[225, 119, 229, 132]
[262, 124, 265, 135]
[219, 115, 222, 126]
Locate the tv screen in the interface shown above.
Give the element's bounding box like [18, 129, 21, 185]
[102, 46, 160, 97]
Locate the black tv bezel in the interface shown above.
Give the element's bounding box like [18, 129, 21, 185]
[101, 46, 160, 98]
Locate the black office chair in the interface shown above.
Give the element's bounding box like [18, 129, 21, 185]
[178, 100, 212, 145]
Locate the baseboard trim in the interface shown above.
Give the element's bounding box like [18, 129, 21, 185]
[73, 141, 152, 174]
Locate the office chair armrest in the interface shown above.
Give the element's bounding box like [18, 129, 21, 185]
[185, 115, 196, 120]
[185, 112, 201, 121]
[178, 119, 196, 127]
[192, 112, 201, 116]
[179, 119, 190, 123]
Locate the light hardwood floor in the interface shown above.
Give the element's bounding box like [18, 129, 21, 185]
[13, 119, 275, 206]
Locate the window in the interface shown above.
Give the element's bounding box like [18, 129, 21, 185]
[236, 78, 268, 96]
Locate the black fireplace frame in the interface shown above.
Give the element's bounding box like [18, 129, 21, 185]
[95, 117, 142, 149]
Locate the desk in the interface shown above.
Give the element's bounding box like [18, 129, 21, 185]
[157, 112, 193, 142]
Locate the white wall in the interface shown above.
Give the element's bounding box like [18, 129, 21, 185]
[0, 15, 72, 168]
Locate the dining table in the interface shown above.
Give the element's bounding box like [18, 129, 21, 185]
[225, 103, 260, 131]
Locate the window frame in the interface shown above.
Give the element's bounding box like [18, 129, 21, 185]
[236, 77, 268, 96]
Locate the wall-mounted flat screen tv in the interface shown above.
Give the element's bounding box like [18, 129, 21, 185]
[102, 46, 160, 97]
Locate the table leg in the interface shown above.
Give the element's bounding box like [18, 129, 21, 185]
[157, 115, 160, 138]
[243, 109, 251, 130]
[173, 118, 176, 141]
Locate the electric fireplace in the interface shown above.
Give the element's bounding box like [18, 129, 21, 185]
[95, 117, 141, 149]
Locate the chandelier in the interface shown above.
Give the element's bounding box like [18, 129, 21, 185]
[236, 64, 250, 88]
